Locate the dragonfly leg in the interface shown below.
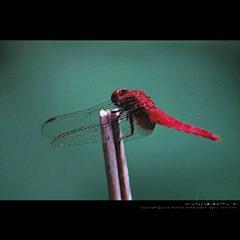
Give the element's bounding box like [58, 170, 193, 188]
[110, 106, 142, 140]
[121, 113, 135, 139]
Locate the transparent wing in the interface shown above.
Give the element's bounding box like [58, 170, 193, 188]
[50, 110, 156, 147]
[51, 121, 112, 146]
[41, 100, 118, 138]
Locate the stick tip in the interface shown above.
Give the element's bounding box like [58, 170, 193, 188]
[100, 110, 107, 117]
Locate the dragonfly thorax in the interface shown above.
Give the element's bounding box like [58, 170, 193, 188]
[111, 88, 156, 112]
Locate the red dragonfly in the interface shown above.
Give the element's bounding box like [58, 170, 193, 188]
[41, 88, 221, 147]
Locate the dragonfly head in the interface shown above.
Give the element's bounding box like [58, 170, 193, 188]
[111, 88, 130, 107]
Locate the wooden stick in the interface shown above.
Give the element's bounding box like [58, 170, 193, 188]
[110, 111, 132, 200]
[100, 110, 121, 200]
[100, 110, 132, 200]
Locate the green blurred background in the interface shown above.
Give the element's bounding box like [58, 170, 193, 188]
[0, 41, 239, 200]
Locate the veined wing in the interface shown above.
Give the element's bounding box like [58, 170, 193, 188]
[51, 120, 113, 146]
[41, 100, 118, 139]
[51, 110, 156, 147]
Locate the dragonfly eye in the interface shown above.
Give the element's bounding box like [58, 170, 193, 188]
[111, 88, 129, 107]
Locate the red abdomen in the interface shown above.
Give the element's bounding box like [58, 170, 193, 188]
[148, 108, 221, 141]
